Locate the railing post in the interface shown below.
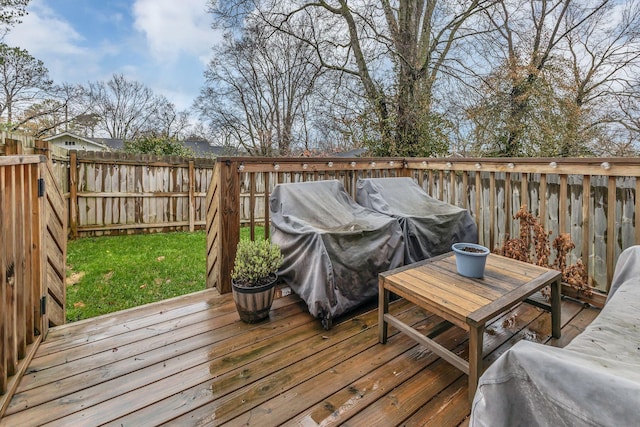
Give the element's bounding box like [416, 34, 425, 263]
[206, 159, 241, 294]
[0, 159, 8, 394]
[219, 160, 241, 293]
[4, 162, 18, 377]
[606, 176, 616, 291]
[69, 151, 78, 239]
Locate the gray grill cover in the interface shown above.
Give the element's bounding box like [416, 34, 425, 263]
[356, 177, 478, 263]
[270, 180, 404, 327]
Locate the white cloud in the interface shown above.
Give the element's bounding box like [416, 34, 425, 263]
[133, 0, 220, 64]
[6, 0, 86, 57]
[5, 0, 111, 84]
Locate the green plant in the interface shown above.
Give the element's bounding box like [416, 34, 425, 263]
[231, 239, 283, 287]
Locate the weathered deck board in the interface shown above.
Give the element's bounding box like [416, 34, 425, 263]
[1, 288, 599, 427]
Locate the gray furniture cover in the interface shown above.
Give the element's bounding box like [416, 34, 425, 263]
[356, 177, 478, 264]
[270, 180, 404, 328]
[470, 245, 640, 427]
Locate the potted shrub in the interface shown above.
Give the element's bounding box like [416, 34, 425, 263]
[452, 242, 490, 278]
[231, 239, 283, 323]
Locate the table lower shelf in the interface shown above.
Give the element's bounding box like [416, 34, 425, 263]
[382, 313, 470, 375]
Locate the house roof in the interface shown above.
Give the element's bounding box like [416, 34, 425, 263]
[183, 139, 237, 157]
[44, 132, 110, 150]
[90, 138, 124, 151]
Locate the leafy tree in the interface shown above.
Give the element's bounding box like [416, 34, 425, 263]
[124, 133, 194, 157]
[0, 43, 52, 123]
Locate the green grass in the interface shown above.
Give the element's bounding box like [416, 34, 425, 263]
[66, 227, 265, 322]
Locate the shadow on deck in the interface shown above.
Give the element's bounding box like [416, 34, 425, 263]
[1, 288, 598, 426]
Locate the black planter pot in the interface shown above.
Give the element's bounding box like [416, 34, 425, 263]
[231, 275, 277, 323]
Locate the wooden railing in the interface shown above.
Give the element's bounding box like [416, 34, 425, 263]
[0, 155, 67, 418]
[206, 156, 640, 301]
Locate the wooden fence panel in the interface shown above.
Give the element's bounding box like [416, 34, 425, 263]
[66, 151, 216, 237]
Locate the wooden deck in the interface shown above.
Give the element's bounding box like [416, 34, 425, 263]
[1, 287, 599, 426]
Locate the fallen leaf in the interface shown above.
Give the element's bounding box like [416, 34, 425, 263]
[140, 284, 147, 289]
[157, 256, 165, 262]
[66, 271, 85, 286]
[103, 271, 114, 281]
[73, 301, 86, 308]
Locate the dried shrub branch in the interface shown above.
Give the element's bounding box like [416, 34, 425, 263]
[496, 205, 591, 298]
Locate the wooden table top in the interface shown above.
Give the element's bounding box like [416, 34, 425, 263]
[380, 252, 561, 329]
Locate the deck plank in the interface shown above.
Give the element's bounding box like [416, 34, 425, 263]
[225, 313, 448, 426]
[109, 300, 421, 426]
[0, 288, 599, 427]
[6, 300, 310, 416]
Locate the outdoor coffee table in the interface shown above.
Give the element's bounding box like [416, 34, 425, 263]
[379, 252, 561, 401]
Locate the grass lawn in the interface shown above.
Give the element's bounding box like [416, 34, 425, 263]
[66, 227, 264, 322]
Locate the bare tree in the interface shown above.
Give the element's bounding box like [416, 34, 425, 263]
[195, 19, 322, 156]
[0, 0, 29, 40]
[83, 74, 175, 141]
[152, 102, 191, 140]
[13, 83, 92, 137]
[563, 0, 640, 155]
[466, 0, 621, 157]
[0, 43, 52, 124]
[211, 0, 492, 156]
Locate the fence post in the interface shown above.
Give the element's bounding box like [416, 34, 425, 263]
[5, 138, 19, 155]
[219, 160, 240, 293]
[34, 140, 50, 160]
[205, 159, 241, 293]
[188, 160, 195, 232]
[69, 151, 78, 239]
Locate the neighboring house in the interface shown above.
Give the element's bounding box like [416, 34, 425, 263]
[183, 139, 237, 157]
[44, 132, 110, 152]
[45, 132, 235, 157]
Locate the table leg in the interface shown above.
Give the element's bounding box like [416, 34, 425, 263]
[379, 277, 389, 344]
[468, 324, 485, 401]
[551, 278, 561, 338]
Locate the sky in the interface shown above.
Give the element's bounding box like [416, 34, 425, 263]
[6, 0, 223, 111]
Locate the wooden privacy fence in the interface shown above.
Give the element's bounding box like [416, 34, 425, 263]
[0, 132, 67, 159]
[206, 156, 640, 300]
[64, 151, 216, 237]
[0, 155, 67, 418]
